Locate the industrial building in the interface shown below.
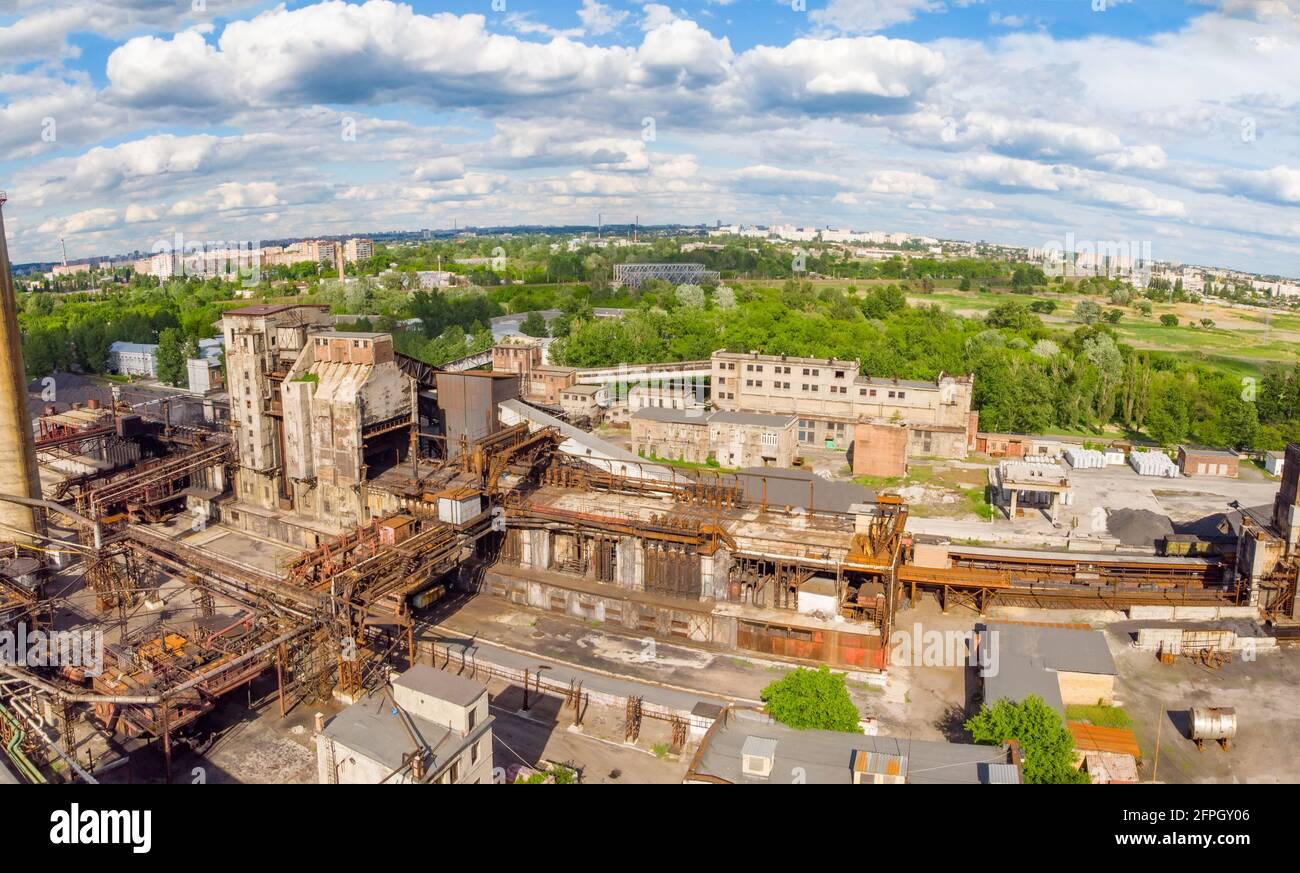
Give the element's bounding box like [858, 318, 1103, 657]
[631, 408, 797, 468]
[316, 664, 493, 784]
[979, 622, 1118, 714]
[0, 190, 1297, 785]
[710, 351, 976, 458]
[1178, 446, 1240, 478]
[684, 706, 1020, 785]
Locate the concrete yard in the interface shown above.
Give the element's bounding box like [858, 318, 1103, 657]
[1105, 626, 1300, 784]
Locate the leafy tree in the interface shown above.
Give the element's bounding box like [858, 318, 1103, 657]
[1028, 299, 1057, 314]
[760, 666, 862, 733]
[1160, 314, 1179, 327]
[155, 328, 187, 387]
[519, 311, 548, 338]
[965, 695, 1088, 784]
[1103, 308, 1124, 324]
[1074, 300, 1102, 324]
[985, 300, 1040, 333]
[675, 284, 705, 308]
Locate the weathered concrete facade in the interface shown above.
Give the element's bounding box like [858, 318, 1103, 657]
[223, 304, 333, 513]
[282, 332, 413, 530]
[710, 350, 975, 458]
[631, 408, 797, 468]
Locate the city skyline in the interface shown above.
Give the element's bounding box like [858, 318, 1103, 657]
[2, 0, 1298, 273]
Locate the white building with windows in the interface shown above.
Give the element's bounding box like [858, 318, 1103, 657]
[108, 341, 158, 378]
[316, 665, 494, 785]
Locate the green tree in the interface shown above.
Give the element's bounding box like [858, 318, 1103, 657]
[1074, 300, 1102, 324]
[965, 695, 1088, 784]
[760, 666, 862, 733]
[519, 311, 548, 337]
[1160, 314, 1179, 327]
[155, 328, 187, 387]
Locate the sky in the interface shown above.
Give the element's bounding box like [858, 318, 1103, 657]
[1, 0, 1298, 275]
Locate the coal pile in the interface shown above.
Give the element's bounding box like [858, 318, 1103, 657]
[1107, 508, 1175, 548]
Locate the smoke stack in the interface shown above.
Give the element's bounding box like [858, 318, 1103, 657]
[0, 193, 46, 543]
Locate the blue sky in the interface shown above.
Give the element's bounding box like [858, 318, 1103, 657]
[1, 0, 1298, 275]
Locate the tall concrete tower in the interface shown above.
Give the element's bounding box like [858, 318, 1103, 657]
[0, 192, 45, 543]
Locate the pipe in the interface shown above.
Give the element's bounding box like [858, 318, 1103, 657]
[0, 492, 101, 548]
[0, 623, 313, 704]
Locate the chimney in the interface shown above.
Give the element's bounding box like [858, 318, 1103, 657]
[0, 193, 46, 543]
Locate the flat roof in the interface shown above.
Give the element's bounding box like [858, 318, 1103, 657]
[322, 693, 462, 772]
[1178, 445, 1239, 459]
[732, 466, 873, 513]
[633, 407, 707, 425]
[709, 410, 797, 428]
[392, 664, 487, 707]
[317, 330, 388, 340]
[981, 622, 1117, 714]
[690, 709, 1013, 785]
[714, 349, 858, 368]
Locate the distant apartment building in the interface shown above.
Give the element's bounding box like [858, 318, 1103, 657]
[52, 263, 92, 277]
[343, 237, 374, 263]
[632, 408, 797, 468]
[612, 262, 721, 288]
[710, 350, 975, 459]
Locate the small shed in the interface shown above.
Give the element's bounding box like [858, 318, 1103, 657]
[1264, 450, 1285, 477]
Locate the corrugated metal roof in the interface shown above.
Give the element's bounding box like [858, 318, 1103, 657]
[692, 710, 1012, 785]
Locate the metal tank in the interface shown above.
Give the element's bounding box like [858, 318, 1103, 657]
[1190, 707, 1237, 750]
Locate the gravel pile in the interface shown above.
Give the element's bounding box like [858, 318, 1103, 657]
[1107, 508, 1175, 548]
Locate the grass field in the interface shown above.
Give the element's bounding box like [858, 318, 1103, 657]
[895, 286, 1300, 379]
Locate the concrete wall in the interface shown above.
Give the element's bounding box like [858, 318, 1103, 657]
[392, 684, 487, 736]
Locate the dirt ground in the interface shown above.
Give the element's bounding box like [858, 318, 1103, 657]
[1104, 626, 1300, 784]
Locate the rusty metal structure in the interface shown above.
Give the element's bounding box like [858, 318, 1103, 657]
[0, 270, 1295, 785]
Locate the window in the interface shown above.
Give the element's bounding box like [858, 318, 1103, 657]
[755, 365, 763, 372]
[471, 741, 480, 765]
[468, 707, 478, 731]
[888, 391, 896, 398]
[449, 759, 460, 782]
[835, 370, 845, 378]
[746, 364, 754, 372]
[812, 369, 820, 377]
[898, 391, 906, 399]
